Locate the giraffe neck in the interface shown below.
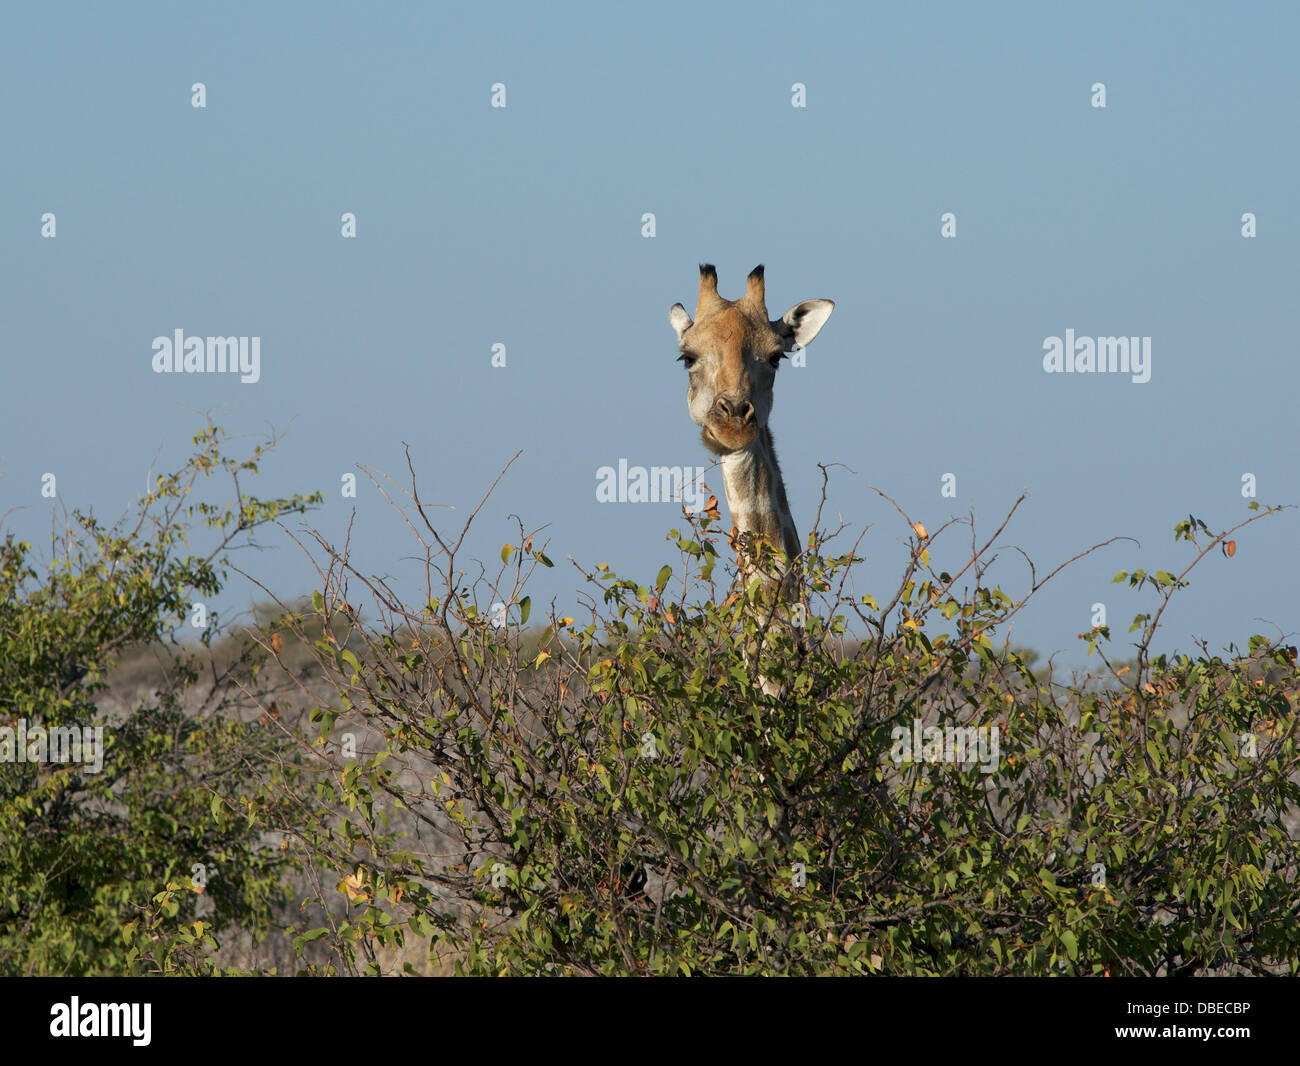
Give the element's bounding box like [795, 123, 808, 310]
[719, 426, 800, 564]
[720, 427, 803, 700]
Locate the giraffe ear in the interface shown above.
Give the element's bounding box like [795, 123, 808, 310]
[773, 299, 834, 350]
[669, 303, 693, 343]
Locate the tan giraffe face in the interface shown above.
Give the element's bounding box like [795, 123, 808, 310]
[669, 264, 833, 454]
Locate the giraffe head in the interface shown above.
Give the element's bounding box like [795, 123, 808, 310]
[669, 264, 833, 454]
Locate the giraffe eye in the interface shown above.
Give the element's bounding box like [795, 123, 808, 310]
[678, 352, 697, 370]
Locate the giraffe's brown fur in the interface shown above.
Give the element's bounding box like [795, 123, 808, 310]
[670, 264, 833, 571]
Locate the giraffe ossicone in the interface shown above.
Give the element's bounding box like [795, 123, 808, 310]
[669, 264, 834, 695]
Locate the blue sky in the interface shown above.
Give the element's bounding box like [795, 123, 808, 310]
[2, 1, 1296, 667]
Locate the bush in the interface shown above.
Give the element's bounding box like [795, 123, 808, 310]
[0, 422, 321, 975]
[6, 429, 1293, 975]
[269, 460, 1299, 976]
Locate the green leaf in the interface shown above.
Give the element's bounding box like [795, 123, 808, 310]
[1061, 930, 1078, 961]
[656, 565, 672, 591]
[519, 596, 531, 625]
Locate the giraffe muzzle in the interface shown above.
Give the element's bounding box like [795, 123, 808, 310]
[705, 401, 760, 452]
[706, 396, 759, 451]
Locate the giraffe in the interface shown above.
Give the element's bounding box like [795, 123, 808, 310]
[669, 263, 834, 696]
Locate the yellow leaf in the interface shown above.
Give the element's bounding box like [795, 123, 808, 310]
[337, 868, 369, 902]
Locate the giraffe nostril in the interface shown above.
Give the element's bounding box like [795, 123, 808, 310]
[714, 397, 755, 424]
